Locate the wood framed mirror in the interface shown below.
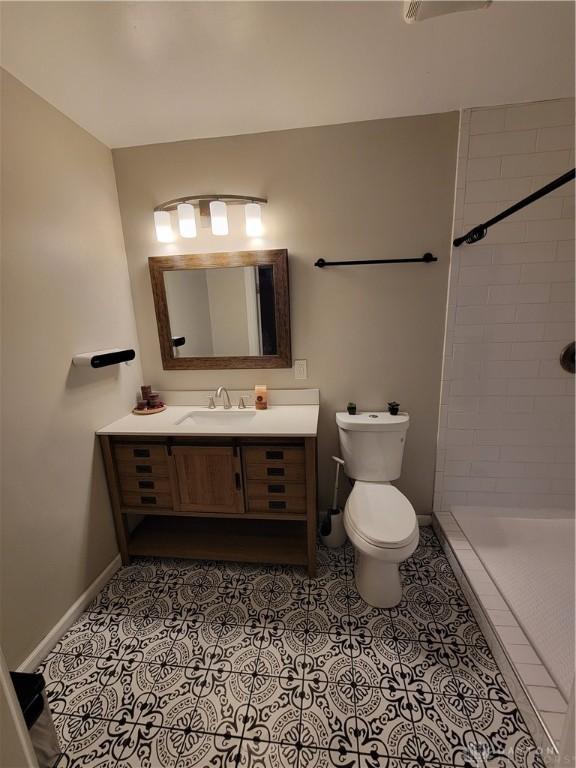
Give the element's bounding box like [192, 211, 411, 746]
[149, 249, 291, 369]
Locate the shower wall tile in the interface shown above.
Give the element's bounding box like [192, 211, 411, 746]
[470, 107, 507, 135]
[469, 129, 537, 158]
[500, 149, 571, 178]
[537, 125, 575, 151]
[504, 99, 575, 130]
[435, 98, 575, 513]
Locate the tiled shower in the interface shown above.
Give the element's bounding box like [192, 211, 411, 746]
[433, 98, 575, 761]
[435, 98, 574, 512]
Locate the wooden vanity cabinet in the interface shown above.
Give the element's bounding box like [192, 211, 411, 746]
[99, 435, 317, 575]
[172, 446, 244, 515]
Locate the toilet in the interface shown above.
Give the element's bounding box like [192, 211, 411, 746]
[336, 411, 419, 608]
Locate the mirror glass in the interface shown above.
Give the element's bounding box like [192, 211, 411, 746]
[163, 265, 277, 358]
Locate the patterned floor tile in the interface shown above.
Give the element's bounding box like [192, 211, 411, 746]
[88, 661, 159, 722]
[40, 532, 542, 768]
[427, 599, 481, 635]
[60, 717, 135, 767]
[246, 677, 303, 743]
[49, 613, 131, 659]
[115, 724, 183, 767]
[176, 733, 243, 767]
[255, 628, 308, 675]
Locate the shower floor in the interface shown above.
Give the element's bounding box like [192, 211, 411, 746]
[453, 508, 574, 700]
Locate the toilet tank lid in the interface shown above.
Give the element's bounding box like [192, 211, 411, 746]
[336, 412, 409, 432]
[347, 482, 417, 548]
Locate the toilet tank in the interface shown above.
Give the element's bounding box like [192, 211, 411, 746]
[336, 412, 409, 481]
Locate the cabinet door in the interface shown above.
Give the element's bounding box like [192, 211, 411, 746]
[171, 446, 244, 514]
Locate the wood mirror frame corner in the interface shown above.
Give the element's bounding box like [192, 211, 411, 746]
[148, 249, 292, 370]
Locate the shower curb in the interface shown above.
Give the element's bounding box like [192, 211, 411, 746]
[432, 512, 562, 767]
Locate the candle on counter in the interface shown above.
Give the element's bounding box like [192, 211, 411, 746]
[255, 384, 268, 410]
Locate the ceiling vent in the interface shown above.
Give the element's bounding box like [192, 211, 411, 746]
[404, 1, 491, 23]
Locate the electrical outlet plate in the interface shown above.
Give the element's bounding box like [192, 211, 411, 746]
[294, 360, 307, 380]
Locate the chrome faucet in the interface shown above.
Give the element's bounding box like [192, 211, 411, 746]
[215, 386, 232, 409]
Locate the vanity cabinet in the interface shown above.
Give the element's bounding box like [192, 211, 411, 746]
[172, 446, 244, 515]
[100, 435, 317, 576]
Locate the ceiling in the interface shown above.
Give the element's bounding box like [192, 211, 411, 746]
[1, 1, 574, 148]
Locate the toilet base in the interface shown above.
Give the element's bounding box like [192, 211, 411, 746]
[354, 551, 403, 608]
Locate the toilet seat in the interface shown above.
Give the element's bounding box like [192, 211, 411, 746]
[345, 482, 418, 550]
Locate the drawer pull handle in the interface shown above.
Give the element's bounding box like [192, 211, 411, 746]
[269, 500, 286, 510]
[138, 480, 154, 490]
[268, 484, 285, 494]
[133, 448, 150, 458]
[235, 472, 242, 490]
[266, 450, 284, 460]
[140, 496, 157, 505]
[267, 467, 285, 477]
[136, 465, 152, 474]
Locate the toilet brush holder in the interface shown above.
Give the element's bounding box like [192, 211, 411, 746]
[320, 457, 347, 548]
[321, 508, 347, 548]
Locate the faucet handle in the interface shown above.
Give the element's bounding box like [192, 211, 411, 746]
[237, 397, 246, 410]
[208, 395, 216, 409]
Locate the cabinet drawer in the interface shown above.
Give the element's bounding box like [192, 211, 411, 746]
[117, 461, 170, 478]
[247, 497, 306, 514]
[243, 446, 304, 464]
[245, 463, 305, 482]
[121, 492, 173, 509]
[114, 444, 167, 461]
[246, 481, 306, 499]
[119, 476, 172, 494]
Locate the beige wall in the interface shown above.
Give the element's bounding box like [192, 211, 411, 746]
[205, 267, 250, 356]
[165, 270, 213, 357]
[0, 72, 142, 667]
[113, 113, 459, 511]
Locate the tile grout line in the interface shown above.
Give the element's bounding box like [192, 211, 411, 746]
[234, 565, 278, 757]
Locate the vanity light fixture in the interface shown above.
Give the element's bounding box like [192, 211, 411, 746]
[209, 200, 228, 236]
[154, 210, 175, 243]
[153, 194, 267, 242]
[177, 203, 197, 238]
[244, 202, 263, 237]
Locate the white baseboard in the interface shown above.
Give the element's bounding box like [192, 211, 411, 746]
[417, 514, 432, 525]
[17, 555, 122, 673]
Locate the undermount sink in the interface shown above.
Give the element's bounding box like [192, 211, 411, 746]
[175, 409, 257, 426]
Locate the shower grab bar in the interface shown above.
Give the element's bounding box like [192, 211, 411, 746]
[314, 253, 437, 268]
[453, 168, 575, 247]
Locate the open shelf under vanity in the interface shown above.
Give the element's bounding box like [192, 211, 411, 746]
[127, 515, 309, 566]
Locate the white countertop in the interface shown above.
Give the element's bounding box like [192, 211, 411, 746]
[97, 404, 319, 437]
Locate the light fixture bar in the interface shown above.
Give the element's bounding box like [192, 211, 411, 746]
[153, 194, 267, 241]
[154, 194, 267, 212]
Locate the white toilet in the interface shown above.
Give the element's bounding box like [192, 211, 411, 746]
[336, 411, 419, 608]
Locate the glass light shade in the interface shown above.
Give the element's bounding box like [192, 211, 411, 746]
[177, 203, 197, 238]
[245, 203, 263, 237]
[154, 210, 175, 243]
[210, 200, 229, 236]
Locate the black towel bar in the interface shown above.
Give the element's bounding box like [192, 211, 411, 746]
[315, 253, 437, 268]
